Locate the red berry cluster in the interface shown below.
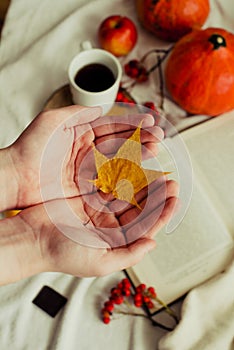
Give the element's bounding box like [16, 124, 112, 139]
[101, 278, 159, 325]
[119, 47, 173, 114]
[115, 86, 159, 120]
[101, 278, 131, 324]
[124, 59, 148, 82]
[133, 284, 157, 309]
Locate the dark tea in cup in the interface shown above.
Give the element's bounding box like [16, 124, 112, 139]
[74, 63, 115, 92]
[68, 42, 122, 113]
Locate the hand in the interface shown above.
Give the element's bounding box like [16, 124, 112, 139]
[5, 105, 99, 209]
[1, 178, 177, 285]
[5, 105, 163, 210]
[0, 104, 178, 285]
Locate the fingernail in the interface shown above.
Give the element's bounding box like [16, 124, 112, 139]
[154, 126, 164, 141]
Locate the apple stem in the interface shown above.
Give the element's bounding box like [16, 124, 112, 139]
[114, 22, 122, 29]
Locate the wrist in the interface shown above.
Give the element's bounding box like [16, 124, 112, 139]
[0, 213, 49, 285]
[0, 148, 19, 212]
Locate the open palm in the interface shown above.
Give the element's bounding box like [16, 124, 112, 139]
[9, 105, 164, 209]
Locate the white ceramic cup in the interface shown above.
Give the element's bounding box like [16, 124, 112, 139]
[68, 41, 122, 114]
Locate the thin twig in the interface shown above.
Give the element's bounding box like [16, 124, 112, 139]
[157, 54, 165, 110]
[115, 310, 174, 331]
[155, 297, 179, 324]
[146, 49, 170, 75]
[140, 47, 174, 63]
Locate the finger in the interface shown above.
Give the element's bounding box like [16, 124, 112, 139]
[94, 126, 163, 159]
[59, 195, 126, 247]
[73, 132, 95, 178]
[124, 196, 179, 244]
[91, 113, 156, 137]
[143, 196, 180, 239]
[97, 238, 156, 276]
[74, 146, 95, 194]
[109, 176, 167, 216]
[124, 179, 178, 224]
[75, 144, 98, 195]
[65, 130, 94, 190]
[82, 194, 128, 247]
[63, 106, 102, 128]
[95, 125, 163, 145]
[83, 193, 118, 227]
[117, 180, 178, 243]
[115, 177, 178, 221]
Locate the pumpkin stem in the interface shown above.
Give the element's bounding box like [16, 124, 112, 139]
[208, 34, 226, 50]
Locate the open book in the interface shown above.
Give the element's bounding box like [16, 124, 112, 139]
[126, 111, 234, 310]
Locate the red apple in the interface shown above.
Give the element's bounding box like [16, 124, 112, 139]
[98, 15, 138, 57]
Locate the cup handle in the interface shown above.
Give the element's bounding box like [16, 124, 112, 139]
[80, 40, 93, 51]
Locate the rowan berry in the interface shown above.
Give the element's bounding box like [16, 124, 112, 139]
[148, 286, 155, 293]
[143, 296, 150, 303]
[147, 286, 157, 298]
[122, 288, 131, 297]
[116, 91, 125, 102]
[104, 301, 114, 312]
[122, 278, 131, 288]
[124, 60, 148, 82]
[103, 316, 111, 324]
[117, 282, 123, 289]
[134, 299, 143, 307]
[111, 287, 121, 297]
[116, 89, 133, 104]
[114, 296, 124, 305]
[136, 69, 148, 82]
[134, 293, 142, 302]
[124, 59, 141, 78]
[136, 283, 146, 293]
[147, 301, 154, 309]
[144, 102, 156, 111]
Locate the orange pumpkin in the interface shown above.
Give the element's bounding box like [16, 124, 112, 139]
[165, 28, 234, 116]
[135, 0, 210, 42]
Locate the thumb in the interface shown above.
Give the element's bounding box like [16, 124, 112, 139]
[100, 238, 156, 275]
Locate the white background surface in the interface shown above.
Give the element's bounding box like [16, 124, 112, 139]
[0, 0, 233, 349]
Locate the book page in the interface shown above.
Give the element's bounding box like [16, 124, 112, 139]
[128, 112, 234, 306]
[181, 111, 234, 235]
[128, 178, 233, 305]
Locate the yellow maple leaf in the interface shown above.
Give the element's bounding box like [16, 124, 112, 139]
[91, 121, 169, 209]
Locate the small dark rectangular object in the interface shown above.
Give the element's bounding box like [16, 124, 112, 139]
[32, 286, 67, 318]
